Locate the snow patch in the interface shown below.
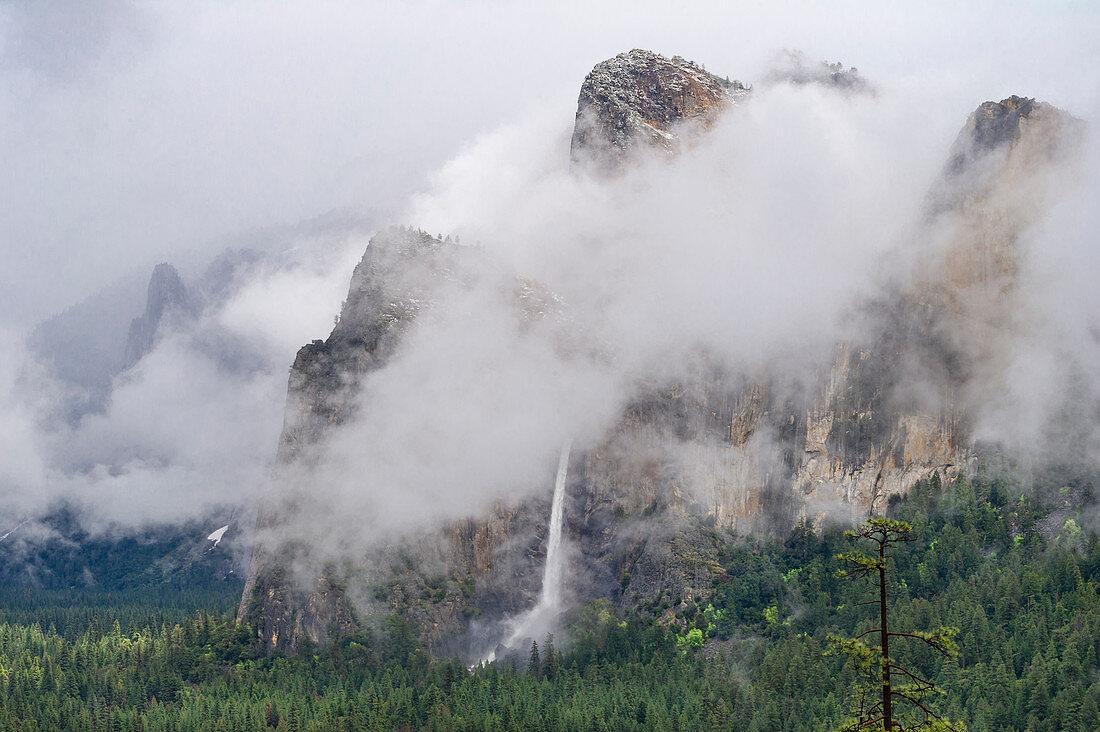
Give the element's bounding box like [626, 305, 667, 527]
[0, 520, 28, 543]
[207, 525, 230, 546]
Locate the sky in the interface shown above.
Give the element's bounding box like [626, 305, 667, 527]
[1, 0, 1098, 325]
[0, 0, 1098, 544]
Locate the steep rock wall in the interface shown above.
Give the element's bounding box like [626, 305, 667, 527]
[239, 228, 558, 653]
[240, 51, 1079, 654]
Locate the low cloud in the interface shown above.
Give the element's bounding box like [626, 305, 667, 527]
[0, 3, 1098, 560]
[263, 78, 1002, 557]
[0, 233, 364, 533]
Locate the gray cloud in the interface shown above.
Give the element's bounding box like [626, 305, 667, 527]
[0, 233, 363, 531]
[0, 1, 1098, 547]
[2, 1, 1097, 324]
[0, 0, 147, 81]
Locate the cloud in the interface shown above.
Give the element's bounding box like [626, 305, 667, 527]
[0, 0, 147, 82]
[971, 100, 1100, 465]
[409, 80, 948, 377]
[260, 76, 988, 559]
[0, 0, 1098, 552]
[2, 1, 1097, 323]
[0, 232, 363, 531]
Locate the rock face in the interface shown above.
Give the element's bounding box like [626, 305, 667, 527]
[562, 87, 1076, 623]
[238, 228, 460, 649]
[123, 263, 193, 366]
[276, 229, 460, 464]
[935, 96, 1076, 292]
[241, 52, 1078, 655]
[790, 95, 1077, 519]
[570, 49, 748, 168]
[238, 228, 555, 653]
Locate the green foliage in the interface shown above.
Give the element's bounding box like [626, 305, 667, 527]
[0, 508, 244, 595]
[831, 517, 965, 730]
[1, 472, 1100, 730]
[676, 627, 705, 653]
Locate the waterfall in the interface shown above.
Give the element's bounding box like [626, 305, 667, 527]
[538, 439, 572, 611]
[476, 439, 572, 665]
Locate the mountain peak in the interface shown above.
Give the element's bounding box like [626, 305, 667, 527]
[968, 95, 1042, 151]
[123, 262, 192, 366]
[945, 94, 1080, 176]
[570, 49, 747, 168]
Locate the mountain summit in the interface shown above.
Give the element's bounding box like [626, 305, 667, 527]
[123, 262, 193, 366]
[570, 49, 748, 167]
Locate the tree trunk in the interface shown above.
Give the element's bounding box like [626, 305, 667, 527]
[880, 543, 892, 730]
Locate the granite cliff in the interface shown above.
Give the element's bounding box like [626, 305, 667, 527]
[240, 51, 1079, 656]
[571, 49, 748, 168]
[238, 229, 559, 652]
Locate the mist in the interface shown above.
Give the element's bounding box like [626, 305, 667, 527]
[2, 0, 1099, 563]
[261, 81, 1092, 564]
[3, 1, 1096, 323]
[0, 233, 363, 536]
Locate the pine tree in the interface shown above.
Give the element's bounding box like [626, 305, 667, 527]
[528, 641, 542, 681]
[830, 517, 966, 731]
[542, 634, 558, 681]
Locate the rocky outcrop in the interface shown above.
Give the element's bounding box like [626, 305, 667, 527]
[123, 263, 193, 366]
[571, 49, 748, 168]
[764, 50, 869, 92]
[790, 95, 1078, 520]
[275, 229, 461, 463]
[32, 251, 264, 419]
[240, 50, 1079, 656]
[931, 96, 1078, 298]
[238, 228, 558, 653]
[238, 228, 465, 648]
[947, 96, 1062, 171]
